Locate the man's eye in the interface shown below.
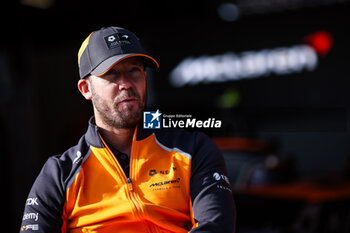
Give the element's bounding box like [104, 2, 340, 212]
[129, 67, 143, 77]
[106, 69, 119, 76]
[130, 67, 142, 73]
[104, 70, 121, 80]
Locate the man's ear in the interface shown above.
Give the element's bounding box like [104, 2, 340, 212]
[78, 78, 92, 100]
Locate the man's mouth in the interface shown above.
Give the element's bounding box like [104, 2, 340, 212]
[118, 97, 138, 105]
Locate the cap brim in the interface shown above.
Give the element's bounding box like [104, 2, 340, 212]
[91, 53, 159, 76]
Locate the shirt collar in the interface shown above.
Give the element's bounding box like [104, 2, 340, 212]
[84, 116, 154, 148]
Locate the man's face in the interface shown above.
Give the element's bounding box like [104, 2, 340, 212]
[88, 57, 147, 129]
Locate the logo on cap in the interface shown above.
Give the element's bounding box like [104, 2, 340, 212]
[121, 35, 129, 40]
[104, 33, 131, 49]
[108, 35, 116, 42]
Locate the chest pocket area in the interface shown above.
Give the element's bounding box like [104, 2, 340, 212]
[133, 149, 192, 212]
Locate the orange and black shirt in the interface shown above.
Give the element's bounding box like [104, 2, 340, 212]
[20, 117, 235, 233]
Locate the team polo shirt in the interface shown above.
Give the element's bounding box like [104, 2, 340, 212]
[20, 117, 235, 233]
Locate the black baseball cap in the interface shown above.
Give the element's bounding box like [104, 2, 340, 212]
[78, 26, 159, 79]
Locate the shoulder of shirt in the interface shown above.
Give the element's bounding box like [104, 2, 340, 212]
[42, 134, 91, 192]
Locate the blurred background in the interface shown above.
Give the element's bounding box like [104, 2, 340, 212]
[2, 0, 350, 232]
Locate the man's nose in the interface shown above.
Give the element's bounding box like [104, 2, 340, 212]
[118, 74, 133, 91]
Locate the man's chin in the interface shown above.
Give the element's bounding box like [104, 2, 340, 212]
[117, 102, 143, 113]
[114, 109, 143, 128]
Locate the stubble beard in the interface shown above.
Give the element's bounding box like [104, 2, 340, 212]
[91, 86, 146, 129]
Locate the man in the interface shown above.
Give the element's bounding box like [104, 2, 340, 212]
[20, 26, 235, 233]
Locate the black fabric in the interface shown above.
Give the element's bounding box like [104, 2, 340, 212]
[20, 134, 90, 233]
[106, 142, 130, 178]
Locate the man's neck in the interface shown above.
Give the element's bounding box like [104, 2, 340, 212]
[95, 117, 135, 157]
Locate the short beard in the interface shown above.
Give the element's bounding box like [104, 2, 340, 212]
[90, 84, 146, 129]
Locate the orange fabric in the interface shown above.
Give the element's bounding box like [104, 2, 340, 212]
[65, 133, 192, 232]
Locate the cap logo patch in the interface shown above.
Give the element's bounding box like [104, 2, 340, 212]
[104, 33, 131, 49]
[108, 35, 116, 42]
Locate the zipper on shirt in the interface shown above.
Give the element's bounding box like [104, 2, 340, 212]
[127, 178, 133, 192]
[97, 130, 154, 232]
[127, 177, 158, 232]
[128, 129, 159, 233]
[126, 178, 141, 213]
[128, 130, 153, 232]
